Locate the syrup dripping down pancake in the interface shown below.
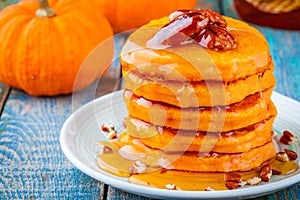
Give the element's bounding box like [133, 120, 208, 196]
[123, 88, 277, 132]
[119, 116, 276, 153]
[124, 66, 275, 107]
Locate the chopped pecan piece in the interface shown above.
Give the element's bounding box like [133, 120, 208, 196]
[204, 186, 215, 191]
[106, 131, 117, 140]
[101, 122, 115, 132]
[276, 152, 290, 162]
[246, 177, 262, 185]
[101, 122, 118, 139]
[129, 160, 147, 175]
[102, 146, 113, 154]
[165, 183, 181, 190]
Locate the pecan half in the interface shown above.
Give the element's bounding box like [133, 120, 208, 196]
[224, 172, 242, 190]
[224, 172, 242, 182]
[194, 24, 237, 50]
[259, 163, 272, 182]
[225, 181, 239, 190]
[169, 9, 227, 28]
[284, 149, 298, 161]
[272, 169, 282, 175]
[280, 130, 298, 145]
[151, 9, 237, 51]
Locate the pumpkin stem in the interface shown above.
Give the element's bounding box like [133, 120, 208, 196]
[36, 0, 56, 17]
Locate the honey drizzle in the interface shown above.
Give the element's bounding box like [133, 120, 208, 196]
[96, 141, 299, 191]
[129, 169, 228, 190]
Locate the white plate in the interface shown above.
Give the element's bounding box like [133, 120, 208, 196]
[60, 90, 300, 199]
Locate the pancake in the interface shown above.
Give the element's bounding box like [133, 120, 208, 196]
[121, 16, 271, 82]
[119, 116, 275, 153]
[124, 66, 275, 107]
[116, 141, 276, 172]
[169, 141, 276, 172]
[123, 88, 277, 132]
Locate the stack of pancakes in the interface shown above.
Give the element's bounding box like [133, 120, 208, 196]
[119, 13, 277, 172]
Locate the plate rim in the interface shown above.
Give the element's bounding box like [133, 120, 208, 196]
[60, 90, 300, 199]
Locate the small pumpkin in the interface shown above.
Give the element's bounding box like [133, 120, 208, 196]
[98, 0, 197, 33]
[0, 0, 114, 96]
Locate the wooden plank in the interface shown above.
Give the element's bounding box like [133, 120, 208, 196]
[107, 187, 153, 200]
[0, 89, 106, 199]
[262, 30, 300, 101]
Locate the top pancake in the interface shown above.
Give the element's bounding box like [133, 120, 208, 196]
[121, 16, 271, 82]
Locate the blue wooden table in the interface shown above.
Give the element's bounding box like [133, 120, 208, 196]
[1, 0, 300, 199]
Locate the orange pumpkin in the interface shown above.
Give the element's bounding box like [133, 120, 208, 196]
[98, 0, 197, 33]
[0, 0, 114, 96]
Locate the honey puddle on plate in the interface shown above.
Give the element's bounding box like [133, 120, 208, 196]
[96, 141, 298, 191]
